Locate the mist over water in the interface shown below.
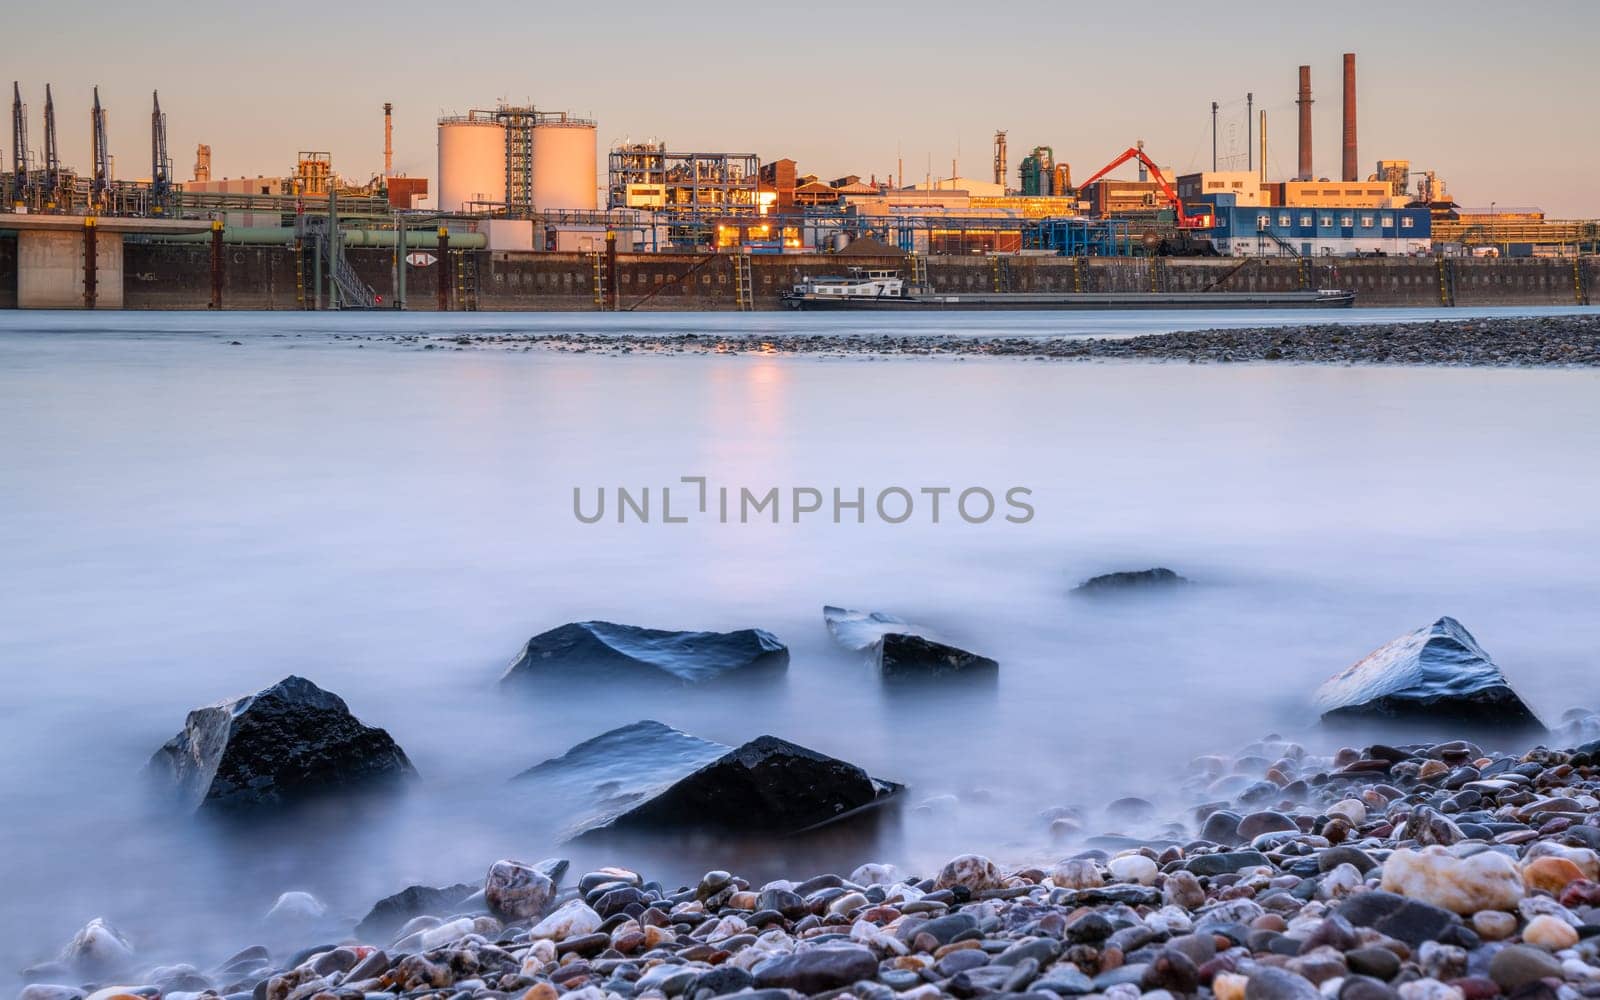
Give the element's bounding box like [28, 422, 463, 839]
[1, 311, 1598, 979]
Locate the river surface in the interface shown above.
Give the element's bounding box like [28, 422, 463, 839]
[2, 308, 1598, 976]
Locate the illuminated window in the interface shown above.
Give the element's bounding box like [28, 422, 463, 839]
[1320, 215, 1333, 227]
[1257, 214, 1271, 229]
[1341, 215, 1355, 227]
[1279, 213, 1292, 226]
[1401, 217, 1414, 229]
[1300, 214, 1313, 227]
[1361, 216, 1375, 227]
[1381, 214, 1393, 226]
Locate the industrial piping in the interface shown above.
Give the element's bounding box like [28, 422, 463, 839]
[1342, 53, 1357, 182]
[1297, 65, 1313, 181]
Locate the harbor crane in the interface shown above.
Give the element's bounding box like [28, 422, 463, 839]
[90, 86, 110, 211]
[44, 84, 62, 209]
[10, 83, 28, 206]
[1077, 146, 1214, 229]
[151, 90, 172, 214]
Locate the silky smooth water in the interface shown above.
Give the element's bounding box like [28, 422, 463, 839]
[2, 310, 1598, 976]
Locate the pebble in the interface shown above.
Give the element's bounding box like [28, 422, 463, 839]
[935, 853, 1001, 892]
[1523, 913, 1580, 950]
[1379, 846, 1525, 914]
[484, 860, 556, 920]
[1107, 854, 1159, 885]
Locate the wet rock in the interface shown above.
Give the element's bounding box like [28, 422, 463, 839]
[485, 859, 556, 920]
[146, 676, 416, 813]
[1186, 851, 1272, 876]
[355, 882, 477, 941]
[1313, 618, 1545, 731]
[500, 621, 788, 686]
[587, 735, 902, 836]
[1073, 568, 1189, 594]
[1379, 846, 1524, 915]
[529, 899, 602, 940]
[512, 720, 730, 837]
[1346, 946, 1403, 980]
[59, 918, 134, 976]
[877, 633, 998, 680]
[1522, 913, 1578, 950]
[17, 987, 84, 1000]
[752, 944, 879, 993]
[1335, 890, 1460, 946]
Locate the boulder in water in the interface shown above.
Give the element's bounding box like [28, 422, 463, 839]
[512, 720, 731, 838]
[1314, 617, 1544, 731]
[823, 606, 997, 680]
[584, 735, 902, 837]
[1073, 568, 1189, 594]
[500, 621, 788, 687]
[356, 882, 479, 942]
[146, 675, 416, 813]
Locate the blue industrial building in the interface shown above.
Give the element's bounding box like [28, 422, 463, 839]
[1195, 194, 1432, 257]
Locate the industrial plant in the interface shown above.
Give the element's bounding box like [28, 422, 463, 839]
[1, 52, 1596, 311]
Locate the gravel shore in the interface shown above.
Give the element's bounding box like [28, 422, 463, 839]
[380, 314, 1600, 366]
[29, 722, 1600, 1000]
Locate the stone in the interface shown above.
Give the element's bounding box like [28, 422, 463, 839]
[1525, 842, 1600, 881]
[500, 621, 788, 686]
[1328, 799, 1368, 825]
[1244, 967, 1321, 1000]
[529, 899, 602, 940]
[1379, 846, 1525, 915]
[752, 944, 879, 993]
[1522, 856, 1587, 895]
[146, 676, 416, 813]
[588, 735, 902, 837]
[1471, 910, 1517, 940]
[1073, 568, 1189, 594]
[1107, 854, 1158, 885]
[936, 854, 1002, 892]
[1488, 945, 1564, 991]
[59, 918, 134, 976]
[1050, 859, 1103, 889]
[1215, 972, 1249, 1000]
[1164, 871, 1206, 910]
[18, 987, 84, 1000]
[1335, 890, 1460, 947]
[485, 859, 556, 920]
[851, 863, 902, 886]
[1238, 811, 1298, 841]
[512, 720, 730, 838]
[1522, 913, 1579, 950]
[1312, 617, 1545, 731]
[1185, 851, 1271, 877]
[263, 891, 325, 925]
[876, 632, 998, 680]
[355, 882, 477, 941]
[1346, 947, 1402, 980]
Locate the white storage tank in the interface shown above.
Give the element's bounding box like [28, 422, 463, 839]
[531, 119, 598, 212]
[437, 115, 505, 213]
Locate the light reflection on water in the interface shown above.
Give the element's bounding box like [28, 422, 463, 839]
[0, 310, 1597, 977]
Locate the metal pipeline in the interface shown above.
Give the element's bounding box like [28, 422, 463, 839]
[147, 227, 487, 248]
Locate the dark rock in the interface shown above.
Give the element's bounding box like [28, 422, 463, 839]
[752, 944, 879, 993]
[694, 966, 754, 996]
[146, 676, 416, 813]
[757, 888, 808, 919]
[823, 607, 996, 679]
[993, 938, 1061, 968]
[1185, 851, 1272, 876]
[1201, 810, 1244, 845]
[1313, 617, 1545, 731]
[1237, 811, 1297, 841]
[877, 633, 998, 680]
[1345, 947, 1402, 980]
[355, 883, 476, 941]
[1033, 968, 1095, 995]
[937, 950, 991, 976]
[1334, 890, 1459, 947]
[1143, 950, 1200, 994]
[1065, 911, 1114, 943]
[1340, 976, 1400, 1000]
[586, 735, 902, 837]
[1317, 847, 1377, 875]
[500, 621, 788, 686]
[1073, 568, 1189, 594]
[1489, 945, 1564, 992]
[512, 720, 730, 837]
[903, 913, 979, 945]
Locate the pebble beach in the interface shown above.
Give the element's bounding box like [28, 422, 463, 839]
[27, 721, 1600, 1000]
[372, 313, 1600, 366]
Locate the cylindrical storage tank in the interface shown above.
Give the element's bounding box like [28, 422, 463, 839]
[437, 117, 506, 212]
[531, 121, 598, 212]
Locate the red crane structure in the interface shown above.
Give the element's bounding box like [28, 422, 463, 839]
[1076, 146, 1214, 229]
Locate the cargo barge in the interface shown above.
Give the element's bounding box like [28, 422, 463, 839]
[781, 270, 1355, 311]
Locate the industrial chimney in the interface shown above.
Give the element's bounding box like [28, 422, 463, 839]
[1342, 53, 1357, 182]
[1296, 65, 1313, 180]
[383, 102, 394, 177]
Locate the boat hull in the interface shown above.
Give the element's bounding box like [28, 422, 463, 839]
[782, 290, 1355, 311]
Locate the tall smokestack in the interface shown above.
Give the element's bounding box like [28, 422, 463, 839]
[383, 102, 393, 177]
[1296, 65, 1313, 180]
[1342, 53, 1357, 182]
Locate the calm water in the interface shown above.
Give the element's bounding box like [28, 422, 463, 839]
[2, 308, 1598, 975]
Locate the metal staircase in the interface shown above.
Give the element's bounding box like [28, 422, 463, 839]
[733, 254, 754, 311]
[591, 253, 607, 310]
[908, 253, 929, 292]
[296, 216, 377, 310]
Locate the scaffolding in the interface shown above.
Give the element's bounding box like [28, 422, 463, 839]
[607, 146, 759, 218]
[1021, 218, 1133, 257]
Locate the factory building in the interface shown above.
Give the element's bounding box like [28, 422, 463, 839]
[1177, 172, 1268, 207]
[607, 145, 760, 215]
[1199, 193, 1431, 257]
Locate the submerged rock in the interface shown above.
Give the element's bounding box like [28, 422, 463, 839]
[146, 675, 416, 813]
[513, 720, 730, 837]
[1314, 617, 1544, 730]
[501, 621, 788, 686]
[823, 606, 997, 679]
[1073, 568, 1189, 594]
[355, 882, 478, 941]
[586, 735, 902, 837]
[58, 918, 134, 976]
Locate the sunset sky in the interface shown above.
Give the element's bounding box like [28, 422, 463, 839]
[6, 0, 1597, 215]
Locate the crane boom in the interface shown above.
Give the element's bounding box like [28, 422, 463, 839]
[91, 86, 110, 210]
[44, 84, 61, 208]
[1077, 145, 1213, 229]
[10, 82, 28, 206]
